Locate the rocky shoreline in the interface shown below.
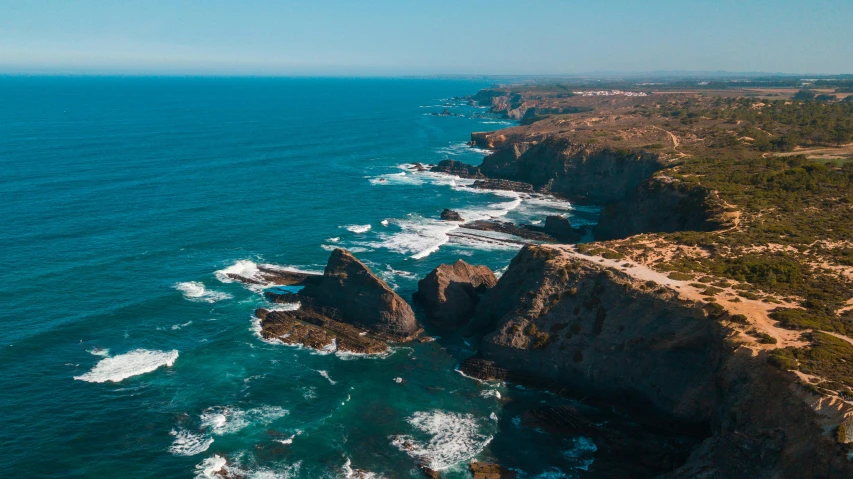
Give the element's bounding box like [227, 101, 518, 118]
[236, 87, 853, 477]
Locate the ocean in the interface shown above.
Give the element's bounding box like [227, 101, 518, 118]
[0, 77, 601, 478]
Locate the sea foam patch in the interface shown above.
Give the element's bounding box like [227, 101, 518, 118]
[175, 281, 233, 303]
[74, 349, 178, 383]
[390, 410, 493, 471]
[200, 405, 289, 435]
[343, 224, 372, 234]
[169, 429, 213, 456]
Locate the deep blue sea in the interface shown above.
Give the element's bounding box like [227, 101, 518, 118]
[0, 77, 600, 478]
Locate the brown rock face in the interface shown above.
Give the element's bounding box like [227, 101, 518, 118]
[466, 245, 853, 478]
[256, 308, 388, 354]
[270, 249, 421, 340]
[469, 463, 517, 479]
[439, 209, 464, 221]
[413, 260, 497, 331]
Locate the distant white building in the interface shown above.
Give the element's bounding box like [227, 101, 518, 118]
[572, 90, 648, 97]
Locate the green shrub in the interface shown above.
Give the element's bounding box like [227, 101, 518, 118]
[667, 272, 695, 281]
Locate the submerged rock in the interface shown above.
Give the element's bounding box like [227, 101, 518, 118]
[227, 265, 317, 286]
[413, 259, 497, 331]
[268, 249, 421, 340]
[469, 463, 517, 479]
[440, 209, 464, 221]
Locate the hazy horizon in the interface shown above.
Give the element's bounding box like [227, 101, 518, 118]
[2, 0, 852, 76]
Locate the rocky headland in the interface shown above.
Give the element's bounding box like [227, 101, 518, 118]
[413, 84, 853, 477]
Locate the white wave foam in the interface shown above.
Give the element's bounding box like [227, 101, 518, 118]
[390, 410, 493, 471]
[317, 370, 337, 385]
[268, 302, 301, 312]
[195, 455, 228, 479]
[342, 458, 385, 479]
[328, 237, 341, 243]
[215, 260, 260, 283]
[169, 429, 213, 456]
[200, 405, 289, 435]
[343, 224, 372, 234]
[74, 349, 178, 383]
[195, 456, 300, 479]
[87, 347, 110, 357]
[175, 281, 233, 303]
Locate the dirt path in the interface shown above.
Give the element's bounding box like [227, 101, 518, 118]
[555, 245, 810, 348]
[653, 125, 680, 149]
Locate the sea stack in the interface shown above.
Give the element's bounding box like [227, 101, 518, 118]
[413, 259, 497, 331]
[269, 249, 422, 340]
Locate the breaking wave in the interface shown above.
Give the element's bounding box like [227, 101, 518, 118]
[390, 410, 493, 471]
[200, 405, 289, 435]
[174, 281, 233, 303]
[74, 349, 179, 383]
[169, 428, 213, 456]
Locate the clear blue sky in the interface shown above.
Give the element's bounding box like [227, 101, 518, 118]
[2, 0, 851, 75]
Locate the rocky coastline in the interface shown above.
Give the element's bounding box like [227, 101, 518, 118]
[240, 86, 853, 477]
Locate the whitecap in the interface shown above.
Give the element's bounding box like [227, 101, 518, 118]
[215, 260, 261, 284]
[74, 349, 178, 383]
[195, 455, 228, 479]
[381, 219, 389, 226]
[169, 428, 213, 456]
[200, 405, 289, 435]
[390, 410, 493, 471]
[328, 237, 341, 243]
[175, 281, 233, 303]
[317, 370, 337, 385]
[87, 347, 110, 357]
[343, 224, 372, 234]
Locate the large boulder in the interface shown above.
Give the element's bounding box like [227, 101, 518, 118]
[413, 260, 497, 331]
[269, 249, 421, 340]
[440, 209, 464, 221]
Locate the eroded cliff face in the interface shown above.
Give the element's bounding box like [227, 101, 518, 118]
[594, 176, 728, 240]
[467, 245, 853, 478]
[467, 134, 730, 240]
[469, 245, 721, 424]
[478, 137, 665, 204]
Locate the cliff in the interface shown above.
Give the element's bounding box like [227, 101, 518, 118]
[464, 245, 853, 478]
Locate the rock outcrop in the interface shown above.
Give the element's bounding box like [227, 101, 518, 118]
[524, 215, 583, 243]
[413, 260, 497, 330]
[267, 249, 421, 340]
[469, 179, 535, 193]
[255, 307, 388, 354]
[478, 137, 665, 203]
[594, 176, 728, 240]
[439, 209, 464, 221]
[464, 245, 853, 478]
[430, 159, 484, 178]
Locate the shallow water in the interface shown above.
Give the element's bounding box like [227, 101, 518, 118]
[0, 77, 604, 478]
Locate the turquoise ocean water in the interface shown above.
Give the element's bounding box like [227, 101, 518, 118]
[0, 77, 603, 478]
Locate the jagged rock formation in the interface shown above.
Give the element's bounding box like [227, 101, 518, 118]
[267, 249, 422, 340]
[255, 307, 388, 354]
[226, 265, 316, 286]
[463, 245, 853, 478]
[439, 209, 463, 221]
[469, 178, 534, 193]
[413, 260, 497, 331]
[430, 159, 484, 178]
